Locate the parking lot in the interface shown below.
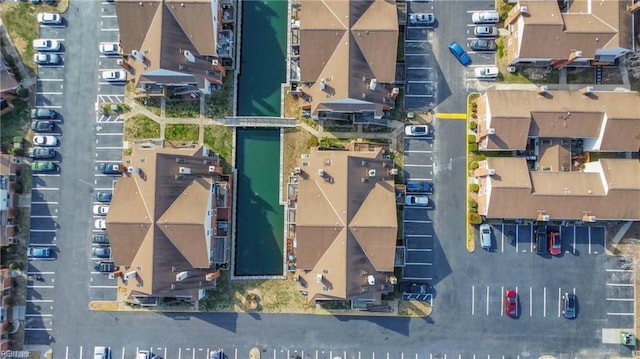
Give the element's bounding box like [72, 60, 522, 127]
[404, 2, 436, 111]
[402, 135, 435, 283]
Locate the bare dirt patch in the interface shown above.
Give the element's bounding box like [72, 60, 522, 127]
[281, 128, 317, 201]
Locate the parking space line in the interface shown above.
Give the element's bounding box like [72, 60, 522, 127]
[31, 215, 58, 219]
[588, 228, 592, 254]
[404, 220, 432, 224]
[27, 299, 53, 303]
[607, 283, 634, 287]
[404, 164, 432, 167]
[530, 226, 534, 253]
[573, 229, 576, 254]
[558, 288, 562, 317]
[404, 150, 432, 153]
[500, 285, 504, 316]
[37, 78, 64, 82]
[32, 201, 58, 205]
[405, 177, 432, 181]
[486, 286, 489, 315]
[543, 287, 547, 317]
[608, 312, 635, 316]
[28, 285, 54, 289]
[30, 229, 57, 233]
[471, 286, 475, 315]
[407, 248, 432, 252]
[607, 298, 635, 301]
[25, 313, 53, 317]
[96, 132, 124, 136]
[96, 146, 124, 149]
[101, 28, 120, 31]
[607, 269, 633, 272]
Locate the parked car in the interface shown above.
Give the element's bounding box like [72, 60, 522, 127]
[99, 163, 122, 175]
[474, 66, 499, 79]
[101, 70, 126, 82]
[31, 120, 54, 132]
[534, 227, 547, 254]
[470, 39, 497, 51]
[473, 25, 498, 37]
[33, 53, 62, 65]
[37, 12, 62, 25]
[96, 261, 115, 274]
[28, 247, 52, 258]
[99, 42, 120, 55]
[408, 13, 435, 25]
[480, 223, 491, 250]
[93, 346, 111, 359]
[33, 135, 58, 147]
[505, 289, 517, 318]
[562, 292, 576, 319]
[31, 108, 56, 119]
[31, 161, 58, 172]
[210, 349, 224, 359]
[405, 125, 431, 137]
[28, 147, 56, 159]
[448, 41, 471, 65]
[472, 11, 499, 24]
[94, 219, 107, 230]
[93, 205, 110, 216]
[92, 233, 109, 244]
[33, 39, 61, 51]
[405, 195, 429, 206]
[406, 181, 432, 193]
[91, 246, 111, 258]
[95, 192, 112, 202]
[549, 231, 561, 255]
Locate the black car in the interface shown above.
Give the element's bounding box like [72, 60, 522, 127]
[470, 39, 497, 51]
[563, 292, 576, 319]
[31, 120, 54, 132]
[92, 233, 109, 244]
[30, 108, 56, 119]
[28, 147, 56, 159]
[95, 261, 115, 273]
[534, 227, 547, 254]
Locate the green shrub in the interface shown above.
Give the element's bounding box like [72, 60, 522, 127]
[471, 113, 477, 119]
[16, 87, 29, 97]
[467, 134, 476, 143]
[469, 183, 480, 192]
[469, 143, 479, 152]
[8, 262, 21, 270]
[476, 154, 486, 161]
[471, 102, 478, 109]
[11, 182, 23, 194]
[468, 199, 478, 209]
[469, 206, 478, 214]
[10, 148, 24, 156]
[13, 136, 23, 144]
[469, 121, 477, 130]
[469, 161, 479, 170]
[5, 323, 14, 333]
[468, 213, 483, 225]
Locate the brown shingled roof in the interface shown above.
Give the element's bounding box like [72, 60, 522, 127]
[477, 90, 640, 151]
[299, 0, 398, 117]
[106, 145, 227, 301]
[476, 157, 640, 220]
[115, 0, 224, 90]
[294, 148, 397, 302]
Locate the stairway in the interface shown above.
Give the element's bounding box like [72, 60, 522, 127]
[595, 66, 603, 84]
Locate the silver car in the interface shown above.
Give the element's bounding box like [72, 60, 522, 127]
[480, 223, 491, 249]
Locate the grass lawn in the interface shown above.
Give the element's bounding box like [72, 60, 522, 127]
[123, 115, 160, 141]
[0, 3, 40, 75]
[389, 88, 406, 122]
[0, 99, 31, 149]
[135, 97, 161, 116]
[205, 76, 233, 118]
[566, 68, 595, 84]
[203, 125, 232, 172]
[165, 124, 199, 141]
[165, 99, 200, 118]
[397, 32, 404, 62]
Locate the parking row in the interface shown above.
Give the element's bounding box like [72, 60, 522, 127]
[470, 285, 579, 318]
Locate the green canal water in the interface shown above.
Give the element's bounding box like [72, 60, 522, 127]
[235, 0, 287, 275]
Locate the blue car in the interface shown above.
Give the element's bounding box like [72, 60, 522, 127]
[407, 181, 432, 193]
[95, 192, 112, 202]
[28, 247, 51, 258]
[448, 41, 471, 65]
[99, 162, 122, 175]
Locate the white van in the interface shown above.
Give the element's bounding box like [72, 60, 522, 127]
[472, 11, 499, 24]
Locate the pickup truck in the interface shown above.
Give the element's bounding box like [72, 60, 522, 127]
[406, 181, 432, 193]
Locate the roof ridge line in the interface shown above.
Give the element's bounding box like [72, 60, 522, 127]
[320, 0, 348, 30]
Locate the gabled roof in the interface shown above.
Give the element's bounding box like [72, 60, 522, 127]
[299, 0, 398, 116]
[115, 0, 224, 89]
[294, 148, 397, 302]
[476, 157, 640, 220]
[106, 145, 224, 299]
[478, 90, 640, 151]
[509, 0, 632, 61]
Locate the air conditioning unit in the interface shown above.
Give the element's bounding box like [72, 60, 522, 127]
[209, 166, 216, 173]
[389, 168, 398, 175]
[294, 167, 301, 174]
[176, 271, 189, 282]
[316, 273, 323, 283]
[367, 275, 375, 285]
[540, 215, 550, 221]
[488, 169, 496, 176]
[487, 128, 496, 135]
[179, 167, 191, 174]
[212, 59, 219, 66]
[369, 79, 377, 91]
[368, 169, 376, 177]
[124, 271, 137, 280]
[319, 78, 326, 90]
[586, 215, 596, 222]
[520, 5, 528, 13]
[318, 169, 325, 177]
[128, 166, 140, 174]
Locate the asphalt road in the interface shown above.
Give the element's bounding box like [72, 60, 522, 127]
[22, 1, 634, 358]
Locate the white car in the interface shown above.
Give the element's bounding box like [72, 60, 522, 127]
[480, 223, 492, 249]
[94, 219, 107, 230]
[408, 13, 435, 25]
[93, 346, 110, 359]
[33, 39, 61, 51]
[99, 42, 120, 55]
[33, 135, 59, 147]
[474, 66, 499, 79]
[137, 351, 152, 359]
[33, 53, 62, 65]
[37, 13, 62, 25]
[473, 26, 498, 37]
[93, 205, 110, 216]
[472, 11, 499, 24]
[102, 70, 126, 82]
[405, 125, 431, 137]
[405, 195, 429, 206]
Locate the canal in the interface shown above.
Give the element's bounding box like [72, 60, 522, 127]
[235, 0, 287, 276]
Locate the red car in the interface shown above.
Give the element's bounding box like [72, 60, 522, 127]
[549, 231, 561, 255]
[505, 289, 517, 318]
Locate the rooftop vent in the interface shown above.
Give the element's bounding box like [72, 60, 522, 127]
[488, 168, 496, 176]
[487, 128, 496, 135]
[294, 167, 301, 174]
[580, 86, 594, 95]
[369, 79, 377, 91]
[520, 5, 528, 13]
[184, 50, 196, 63]
[175, 174, 185, 180]
[537, 85, 548, 94]
[171, 283, 182, 290]
[319, 78, 326, 90]
[212, 59, 219, 66]
[179, 167, 191, 174]
[316, 273, 323, 283]
[361, 160, 369, 166]
[318, 169, 325, 177]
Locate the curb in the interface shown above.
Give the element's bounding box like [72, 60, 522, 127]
[465, 93, 476, 253]
[58, 0, 70, 14]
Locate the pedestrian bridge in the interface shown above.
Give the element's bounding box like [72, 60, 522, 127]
[222, 117, 296, 127]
